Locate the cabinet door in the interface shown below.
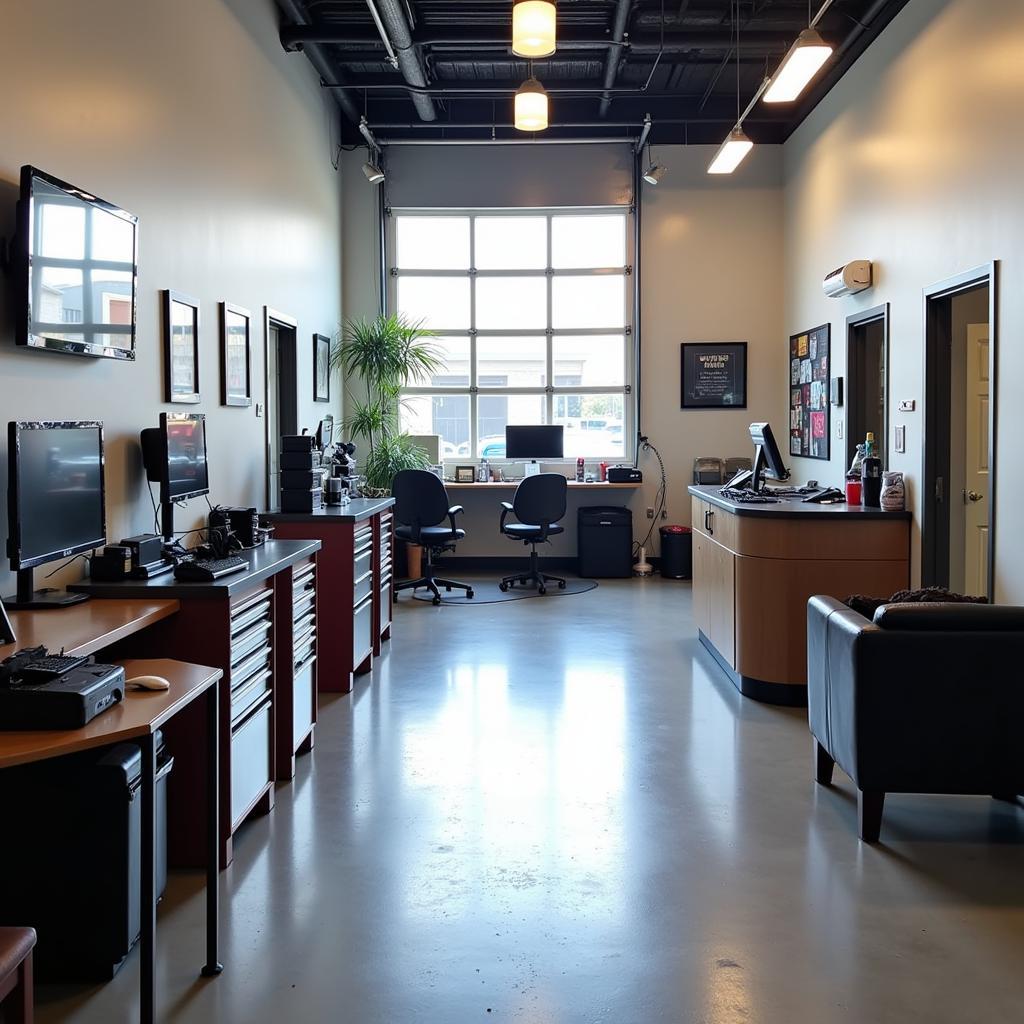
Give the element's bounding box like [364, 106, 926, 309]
[696, 534, 736, 668]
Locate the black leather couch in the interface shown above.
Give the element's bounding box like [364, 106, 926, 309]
[807, 596, 1024, 842]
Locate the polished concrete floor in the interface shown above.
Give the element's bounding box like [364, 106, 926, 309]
[39, 577, 1024, 1022]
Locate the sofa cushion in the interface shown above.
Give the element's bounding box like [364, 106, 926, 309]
[873, 602, 1024, 631]
[845, 586, 988, 619]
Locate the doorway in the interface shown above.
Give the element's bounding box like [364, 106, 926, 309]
[264, 308, 298, 508]
[922, 265, 997, 599]
[846, 304, 889, 470]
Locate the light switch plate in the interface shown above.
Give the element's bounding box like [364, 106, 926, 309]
[836, 419, 844, 439]
[255, 403, 264, 418]
[895, 424, 906, 453]
[898, 400, 915, 412]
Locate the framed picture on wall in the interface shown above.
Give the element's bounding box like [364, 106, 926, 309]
[680, 342, 748, 409]
[314, 333, 331, 403]
[162, 290, 200, 404]
[788, 324, 831, 460]
[220, 302, 252, 407]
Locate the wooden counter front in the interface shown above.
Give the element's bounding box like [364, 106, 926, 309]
[689, 486, 910, 705]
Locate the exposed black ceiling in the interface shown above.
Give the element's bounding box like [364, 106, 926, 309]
[276, 0, 909, 145]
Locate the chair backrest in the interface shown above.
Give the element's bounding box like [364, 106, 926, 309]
[513, 473, 567, 526]
[392, 469, 450, 529]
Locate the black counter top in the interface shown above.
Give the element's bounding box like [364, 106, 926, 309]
[69, 539, 322, 599]
[688, 485, 912, 520]
[265, 496, 395, 524]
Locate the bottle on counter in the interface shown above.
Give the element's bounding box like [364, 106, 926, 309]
[576, 457, 585, 482]
[861, 432, 882, 508]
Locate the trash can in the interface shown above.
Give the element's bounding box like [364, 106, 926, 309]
[659, 525, 692, 579]
[578, 506, 633, 577]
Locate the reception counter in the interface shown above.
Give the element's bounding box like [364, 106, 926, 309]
[689, 485, 911, 705]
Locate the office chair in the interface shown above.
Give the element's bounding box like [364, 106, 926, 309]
[392, 469, 474, 606]
[498, 473, 568, 595]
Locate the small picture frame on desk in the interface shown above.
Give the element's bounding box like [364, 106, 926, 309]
[455, 465, 476, 483]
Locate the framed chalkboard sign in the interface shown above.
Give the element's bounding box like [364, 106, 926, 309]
[681, 342, 748, 409]
[788, 324, 831, 460]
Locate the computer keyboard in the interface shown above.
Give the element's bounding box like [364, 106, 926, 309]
[19, 654, 91, 681]
[174, 555, 248, 582]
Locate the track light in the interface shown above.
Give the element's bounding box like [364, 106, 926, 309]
[643, 162, 666, 185]
[514, 77, 549, 132]
[763, 28, 833, 102]
[361, 160, 385, 184]
[512, 0, 557, 58]
[707, 127, 753, 174]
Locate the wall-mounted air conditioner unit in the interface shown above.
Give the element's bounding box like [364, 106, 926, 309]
[823, 260, 872, 298]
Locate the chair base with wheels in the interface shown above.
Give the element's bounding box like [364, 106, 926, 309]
[499, 545, 566, 595]
[395, 542, 474, 606]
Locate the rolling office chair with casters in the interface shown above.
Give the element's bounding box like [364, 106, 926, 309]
[498, 473, 568, 595]
[392, 469, 474, 606]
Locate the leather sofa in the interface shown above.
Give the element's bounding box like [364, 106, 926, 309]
[807, 596, 1024, 842]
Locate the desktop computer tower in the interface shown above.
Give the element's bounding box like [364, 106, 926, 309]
[0, 735, 172, 981]
[578, 506, 633, 578]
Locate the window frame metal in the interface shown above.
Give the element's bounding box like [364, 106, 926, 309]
[388, 206, 634, 463]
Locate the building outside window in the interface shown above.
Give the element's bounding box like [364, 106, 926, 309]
[391, 209, 632, 461]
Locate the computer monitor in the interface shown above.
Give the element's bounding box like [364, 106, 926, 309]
[141, 412, 209, 541]
[505, 425, 564, 462]
[5, 420, 106, 609]
[727, 421, 790, 491]
[316, 415, 334, 451]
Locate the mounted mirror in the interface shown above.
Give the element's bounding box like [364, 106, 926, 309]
[846, 305, 889, 470]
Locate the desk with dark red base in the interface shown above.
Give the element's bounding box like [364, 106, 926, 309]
[267, 498, 395, 694]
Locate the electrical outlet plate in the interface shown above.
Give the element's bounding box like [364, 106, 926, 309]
[898, 399, 915, 412]
[646, 507, 655, 519]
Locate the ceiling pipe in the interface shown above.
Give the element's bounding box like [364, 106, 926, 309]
[599, 0, 634, 118]
[324, 79, 679, 97]
[365, 0, 399, 68]
[275, 0, 361, 125]
[373, 0, 437, 121]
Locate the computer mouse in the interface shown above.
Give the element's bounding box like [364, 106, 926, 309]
[128, 675, 171, 691]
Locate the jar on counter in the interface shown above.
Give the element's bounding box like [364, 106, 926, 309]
[880, 471, 906, 512]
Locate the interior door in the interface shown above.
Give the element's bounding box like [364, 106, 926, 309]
[963, 323, 990, 595]
[267, 324, 280, 503]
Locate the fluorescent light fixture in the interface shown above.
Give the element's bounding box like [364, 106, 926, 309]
[763, 28, 833, 102]
[361, 161, 385, 184]
[512, 0, 557, 58]
[514, 77, 549, 132]
[707, 127, 753, 174]
[643, 162, 666, 185]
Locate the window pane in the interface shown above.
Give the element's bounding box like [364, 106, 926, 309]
[477, 336, 547, 388]
[553, 335, 625, 387]
[554, 394, 625, 458]
[475, 276, 547, 330]
[400, 394, 471, 459]
[428, 336, 470, 386]
[478, 394, 546, 457]
[552, 214, 626, 268]
[551, 276, 625, 329]
[475, 216, 546, 269]
[396, 216, 469, 269]
[397, 276, 470, 330]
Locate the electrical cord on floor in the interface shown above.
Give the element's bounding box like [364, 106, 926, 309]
[633, 435, 667, 559]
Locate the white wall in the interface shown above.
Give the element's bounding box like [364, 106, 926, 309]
[783, 0, 1024, 600]
[341, 144, 785, 557]
[0, 0, 345, 595]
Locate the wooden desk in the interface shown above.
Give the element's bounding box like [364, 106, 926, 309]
[0, 658, 222, 1024]
[2, 599, 179, 662]
[689, 485, 911, 705]
[69, 540, 321, 864]
[446, 480, 641, 490]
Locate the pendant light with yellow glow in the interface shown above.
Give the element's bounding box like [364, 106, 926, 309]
[512, 0, 557, 58]
[514, 77, 549, 131]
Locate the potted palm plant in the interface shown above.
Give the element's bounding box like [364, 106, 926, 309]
[331, 313, 445, 496]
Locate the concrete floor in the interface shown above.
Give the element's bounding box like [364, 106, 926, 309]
[38, 577, 1024, 1023]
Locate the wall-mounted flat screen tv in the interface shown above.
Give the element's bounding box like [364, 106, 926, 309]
[15, 165, 138, 360]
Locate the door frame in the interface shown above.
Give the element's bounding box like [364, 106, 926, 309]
[263, 307, 299, 509]
[845, 302, 890, 469]
[921, 262, 998, 599]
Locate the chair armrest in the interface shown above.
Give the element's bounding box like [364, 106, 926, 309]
[499, 501, 514, 532]
[447, 505, 464, 532]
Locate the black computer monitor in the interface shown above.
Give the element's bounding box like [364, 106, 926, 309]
[316, 415, 334, 451]
[141, 412, 209, 541]
[505, 425, 564, 461]
[5, 420, 105, 609]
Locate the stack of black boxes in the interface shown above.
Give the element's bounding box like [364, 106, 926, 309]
[280, 435, 324, 512]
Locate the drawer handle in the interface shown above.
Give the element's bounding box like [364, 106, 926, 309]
[295, 652, 316, 674]
[704, 508, 714, 535]
[230, 587, 272, 618]
[231, 690, 272, 734]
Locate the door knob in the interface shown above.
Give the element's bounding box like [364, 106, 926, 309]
[967, 490, 984, 503]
